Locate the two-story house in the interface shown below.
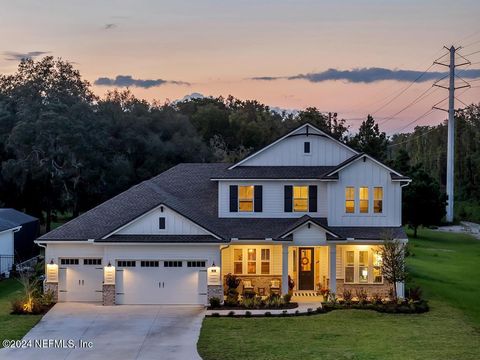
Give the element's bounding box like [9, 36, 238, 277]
[37, 123, 410, 305]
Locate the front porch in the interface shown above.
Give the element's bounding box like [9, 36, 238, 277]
[219, 243, 396, 300]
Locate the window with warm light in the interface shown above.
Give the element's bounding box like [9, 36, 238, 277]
[247, 248, 256, 274]
[234, 249, 243, 274]
[359, 187, 369, 213]
[293, 186, 309, 212]
[345, 187, 355, 213]
[359, 250, 368, 283]
[345, 251, 355, 283]
[261, 249, 270, 274]
[373, 251, 383, 283]
[238, 186, 254, 212]
[374, 187, 383, 213]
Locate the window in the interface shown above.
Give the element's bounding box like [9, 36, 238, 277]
[359, 251, 368, 283]
[345, 187, 355, 213]
[374, 187, 383, 213]
[234, 249, 243, 274]
[293, 186, 309, 212]
[61, 258, 79, 265]
[247, 249, 256, 274]
[359, 187, 369, 213]
[345, 251, 354, 283]
[83, 258, 102, 265]
[117, 260, 136, 267]
[187, 261, 206, 268]
[164, 261, 182, 267]
[261, 249, 270, 274]
[304, 141, 311, 154]
[238, 185, 254, 212]
[141, 260, 159, 267]
[159, 217, 166, 229]
[373, 252, 383, 283]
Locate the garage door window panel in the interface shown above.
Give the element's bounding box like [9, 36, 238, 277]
[61, 258, 79, 265]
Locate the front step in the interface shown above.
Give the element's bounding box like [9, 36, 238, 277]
[293, 290, 319, 297]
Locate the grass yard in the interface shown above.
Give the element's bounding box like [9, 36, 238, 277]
[0, 278, 42, 347]
[198, 228, 480, 360]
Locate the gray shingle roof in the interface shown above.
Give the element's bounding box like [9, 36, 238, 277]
[98, 235, 222, 243]
[211, 165, 337, 179]
[39, 162, 408, 243]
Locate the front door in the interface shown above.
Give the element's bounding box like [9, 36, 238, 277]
[298, 247, 314, 290]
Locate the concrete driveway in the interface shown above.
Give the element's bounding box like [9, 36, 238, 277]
[0, 303, 205, 360]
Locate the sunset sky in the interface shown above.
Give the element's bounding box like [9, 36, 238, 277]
[1, 0, 479, 134]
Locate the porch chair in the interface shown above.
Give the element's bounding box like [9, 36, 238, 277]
[269, 279, 281, 295]
[242, 279, 254, 295]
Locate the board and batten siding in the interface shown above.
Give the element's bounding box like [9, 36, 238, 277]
[327, 158, 402, 227]
[218, 181, 328, 218]
[116, 206, 209, 235]
[239, 132, 355, 167]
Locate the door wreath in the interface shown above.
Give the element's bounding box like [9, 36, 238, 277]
[301, 256, 310, 266]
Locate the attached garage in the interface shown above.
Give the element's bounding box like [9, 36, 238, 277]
[58, 258, 103, 302]
[115, 259, 208, 305]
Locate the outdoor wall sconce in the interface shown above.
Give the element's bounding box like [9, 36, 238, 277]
[103, 261, 116, 285]
[207, 262, 221, 285]
[46, 259, 58, 283]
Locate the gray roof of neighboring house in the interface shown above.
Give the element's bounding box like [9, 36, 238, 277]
[38, 162, 407, 243]
[0, 209, 37, 231]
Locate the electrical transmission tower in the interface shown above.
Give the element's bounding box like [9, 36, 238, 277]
[433, 46, 471, 223]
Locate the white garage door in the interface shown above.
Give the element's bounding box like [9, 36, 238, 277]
[58, 258, 103, 302]
[116, 260, 207, 305]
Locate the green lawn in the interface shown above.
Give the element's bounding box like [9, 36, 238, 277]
[198, 228, 480, 360]
[0, 278, 42, 347]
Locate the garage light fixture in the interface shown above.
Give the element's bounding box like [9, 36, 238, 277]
[46, 259, 58, 283]
[104, 262, 115, 285]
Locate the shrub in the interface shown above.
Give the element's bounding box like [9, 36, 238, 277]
[266, 294, 283, 308]
[225, 273, 241, 291]
[283, 293, 292, 304]
[342, 289, 353, 304]
[245, 311, 252, 317]
[307, 308, 314, 315]
[371, 293, 382, 305]
[281, 310, 288, 316]
[243, 290, 256, 299]
[355, 288, 368, 304]
[224, 292, 239, 307]
[295, 310, 300, 316]
[316, 306, 325, 313]
[407, 286, 423, 301]
[264, 311, 272, 317]
[320, 288, 330, 298]
[209, 297, 221, 308]
[327, 292, 338, 305]
[288, 275, 295, 291]
[227, 311, 235, 317]
[211, 312, 220, 317]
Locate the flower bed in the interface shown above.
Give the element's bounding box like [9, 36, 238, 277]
[322, 299, 429, 314]
[208, 302, 298, 311]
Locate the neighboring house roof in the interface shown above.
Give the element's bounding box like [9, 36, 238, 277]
[0, 209, 37, 230]
[0, 218, 20, 233]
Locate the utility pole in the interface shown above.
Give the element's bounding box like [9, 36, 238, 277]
[433, 46, 470, 223]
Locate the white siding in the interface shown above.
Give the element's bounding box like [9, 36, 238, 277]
[0, 230, 14, 257]
[327, 158, 402, 227]
[219, 181, 328, 218]
[46, 243, 220, 267]
[239, 130, 355, 167]
[116, 206, 209, 235]
[291, 224, 327, 246]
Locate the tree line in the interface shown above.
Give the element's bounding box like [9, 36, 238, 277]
[0, 57, 476, 232]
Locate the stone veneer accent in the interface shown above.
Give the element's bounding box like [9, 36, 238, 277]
[207, 285, 223, 303]
[103, 284, 115, 306]
[44, 282, 58, 302]
[226, 276, 282, 295]
[336, 279, 393, 298]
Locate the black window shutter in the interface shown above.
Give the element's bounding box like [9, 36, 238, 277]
[229, 185, 238, 212]
[309, 185, 317, 212]
[254, 185, 263, 212]
[284, 185, 293, 212]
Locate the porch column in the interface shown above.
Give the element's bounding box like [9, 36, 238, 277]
[328, 244, 336, 294]
[281, 244, 289, 295]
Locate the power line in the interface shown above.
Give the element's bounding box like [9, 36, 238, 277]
[390, 108, 436, 134]
[463, 49, 480, 57]
[387, 126, 439, 147]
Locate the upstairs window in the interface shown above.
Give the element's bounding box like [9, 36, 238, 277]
[293, 186, 309, 212]
[159, 217, 166, 229]
[345, 187, 355, 213]
[359, 187, 369, 213]
[374, 187, 383, 213]
[304, 141, 311, 154]
[238, 186, 254, 212]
